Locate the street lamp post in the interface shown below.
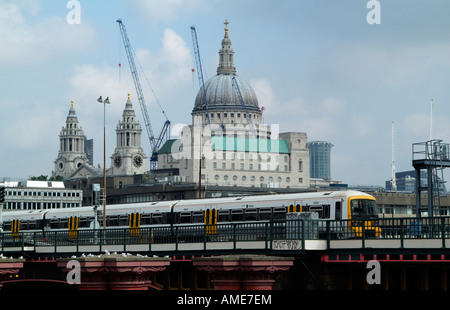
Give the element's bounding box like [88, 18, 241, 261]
[97, 96, 110, 230]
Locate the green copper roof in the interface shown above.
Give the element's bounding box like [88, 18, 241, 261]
[211, 137, 290, 154]
[158, 137, 290, 155]
[157, 139, 178, 154]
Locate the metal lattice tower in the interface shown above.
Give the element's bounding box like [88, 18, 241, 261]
[412, 139, 450, 217]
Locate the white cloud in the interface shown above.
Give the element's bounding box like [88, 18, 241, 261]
[68, 28, 192, 117]
[66, 28, 193, 165]
[0, 98, 63, 150]
[0, 0, 96, 66]
[137, 28, 192, 95]
[250, 78, 345, 140]
[250, 78, 276, 112]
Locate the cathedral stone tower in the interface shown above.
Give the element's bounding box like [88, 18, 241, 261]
[53, 101, 91, 179]
[109, 93, 148, 175]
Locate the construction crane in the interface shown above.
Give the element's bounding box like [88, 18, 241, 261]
[231, 76, 256, 137]
[190, 25, 210, 125]
[116, 19, 170, 170]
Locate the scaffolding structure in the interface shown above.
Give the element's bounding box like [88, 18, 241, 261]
[412, 139, 450, 217]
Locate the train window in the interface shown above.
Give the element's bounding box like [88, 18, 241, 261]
[152, 213, 163, 224]
[180, 212, 191, 224]
[3, 222, 11, 231]
[50, 219, 59, 229]
[192, 211, 204, 223]
[107, 216, 119, 227]
[59, 219, 68, 229]
[218, 210, 230, 222]
[245, 209, 257, 221]
[141, 214, 151, 225]
[309, 205, 330, 219]
[78, 218, 89, 228]
[259, 208, 272, 220]
[119, 215, 128, 226]
[273, 207, 286, 220]
[22, 221, 31, 230]
[231, 209, 244, 221]
[335, 202, 342, 220]
[309, 206, 323, 212]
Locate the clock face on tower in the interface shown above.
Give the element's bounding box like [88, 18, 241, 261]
[133, 155, 143, 168]
[114, 155, 122, 168]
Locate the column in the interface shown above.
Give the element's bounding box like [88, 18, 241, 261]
[193, 255, 294, 290]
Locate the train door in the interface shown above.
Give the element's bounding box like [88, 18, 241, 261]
[68, 216, 78, 239]
[11, 219, 20, 240]
[204, 209, 217, 234]
[129, 212, 141, 237]
[286, 202, 302, 214]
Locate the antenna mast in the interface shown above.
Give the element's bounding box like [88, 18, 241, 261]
[391, 120, 397, 191]
[430, 98, 435, 140]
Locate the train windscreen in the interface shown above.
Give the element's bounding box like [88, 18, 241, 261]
[350, 199, 378, 219]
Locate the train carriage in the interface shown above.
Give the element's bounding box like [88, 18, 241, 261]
[0, 190, 380, 240]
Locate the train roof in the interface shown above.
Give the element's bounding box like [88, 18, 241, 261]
[0, 190, 374, 220]
[174, 190, 373, 208]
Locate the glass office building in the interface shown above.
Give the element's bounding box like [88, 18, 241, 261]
[308, 141, 333, 179]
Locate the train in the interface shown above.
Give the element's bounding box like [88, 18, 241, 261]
[0, 190, 381, 239]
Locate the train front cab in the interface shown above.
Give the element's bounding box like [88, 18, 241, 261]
[347, 195, 381, 238]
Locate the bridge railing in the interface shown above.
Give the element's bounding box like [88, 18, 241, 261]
[2, 216, 450, 252]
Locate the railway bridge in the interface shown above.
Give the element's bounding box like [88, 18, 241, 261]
[1, 216, 450, 290]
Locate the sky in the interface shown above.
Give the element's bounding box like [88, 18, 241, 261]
[1, 0, 450, 188]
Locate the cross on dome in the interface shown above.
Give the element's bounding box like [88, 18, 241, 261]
[224, 19, 229, 38]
